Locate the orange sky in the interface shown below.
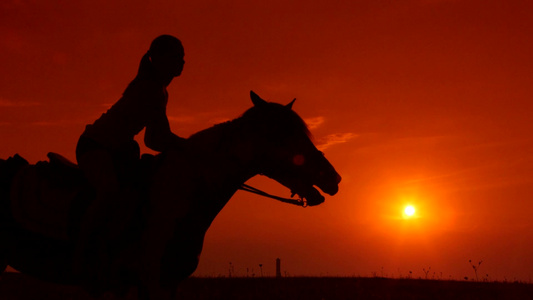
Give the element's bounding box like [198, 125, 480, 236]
[1, 0, 532, 281]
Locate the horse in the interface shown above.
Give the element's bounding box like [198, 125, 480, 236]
[0, 91, 341, 299]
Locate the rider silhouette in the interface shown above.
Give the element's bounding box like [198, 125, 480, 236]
[74, 35, 186, 290]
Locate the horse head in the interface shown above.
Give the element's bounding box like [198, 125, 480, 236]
[244, 91, 341, 206]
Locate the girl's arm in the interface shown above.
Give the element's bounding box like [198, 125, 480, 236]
[144, 103, 186, 152]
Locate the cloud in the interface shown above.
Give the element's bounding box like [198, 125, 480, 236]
[419, 0, 459, 4]
[0, 98, 40, 107]
[304, 116, 325, 130]
[168, 115, 197, 123]
[29, 119, 84, 126]
[317, 132, 358, 151]
[209, 117, 232, 125]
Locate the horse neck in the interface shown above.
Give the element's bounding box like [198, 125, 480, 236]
[184, 119, 263, 189]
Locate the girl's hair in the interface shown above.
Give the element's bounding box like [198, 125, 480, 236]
[149, 35, 183, 57]
[137, 35, 183, 77]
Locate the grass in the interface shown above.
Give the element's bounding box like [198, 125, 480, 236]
[1, 273, 532, 299]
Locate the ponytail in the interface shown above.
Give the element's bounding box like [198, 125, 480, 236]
[123, 52, 154, 95]
[137, 52, 153, 77]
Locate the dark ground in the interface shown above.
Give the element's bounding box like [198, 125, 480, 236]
[0, 272, 531, 300]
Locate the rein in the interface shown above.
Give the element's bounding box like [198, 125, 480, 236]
[239, 184, 307, 207]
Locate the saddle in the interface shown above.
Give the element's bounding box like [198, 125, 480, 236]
[10, 153, 92, 241]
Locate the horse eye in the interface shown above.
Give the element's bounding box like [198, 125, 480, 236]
[293, 154, 305, 166]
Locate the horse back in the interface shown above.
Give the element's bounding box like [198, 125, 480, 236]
[1, 155, 29, 219]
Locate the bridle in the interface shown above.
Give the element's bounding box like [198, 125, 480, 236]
[235, 133, 324, 208]
[238, 184, 307, 207]
[237, 150, 326, 208]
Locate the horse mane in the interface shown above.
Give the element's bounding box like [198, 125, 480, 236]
[188, 102, 311, 147]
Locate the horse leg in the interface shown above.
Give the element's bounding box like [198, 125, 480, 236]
[0, 248, 7, 273]
[0, 159, 8, 273]
[137, 285, 150, 300]
[0, 155, 28, 274]
[136, 284, 174, 300]
[0, 227, 8, 273]
[138, 224, 189, 300]
[0, 216, 8, 273]
[0, 203, 9, 274]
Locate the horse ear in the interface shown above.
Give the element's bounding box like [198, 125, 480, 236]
[250, 91, 267, 107]
[286, 98, 296, 109]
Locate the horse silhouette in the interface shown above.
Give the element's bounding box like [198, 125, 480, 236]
[0, 91, 341, 299]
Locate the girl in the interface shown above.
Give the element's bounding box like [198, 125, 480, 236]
[75, 35, 186, 292]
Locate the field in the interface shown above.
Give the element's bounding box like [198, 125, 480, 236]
[0, 273, 532, 299]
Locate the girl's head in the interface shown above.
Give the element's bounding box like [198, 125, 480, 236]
[139, 35, 185, 85]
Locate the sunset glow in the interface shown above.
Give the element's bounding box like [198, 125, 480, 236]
[1, 0, 532, 282]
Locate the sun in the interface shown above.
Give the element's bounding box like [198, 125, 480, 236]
[403, 205, 416, 218]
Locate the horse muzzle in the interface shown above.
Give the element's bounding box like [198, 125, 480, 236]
[316, 170, 341, 195]
[296, 172, 341, 207]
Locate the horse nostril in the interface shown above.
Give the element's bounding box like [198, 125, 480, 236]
[336, 173, 342, 184]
